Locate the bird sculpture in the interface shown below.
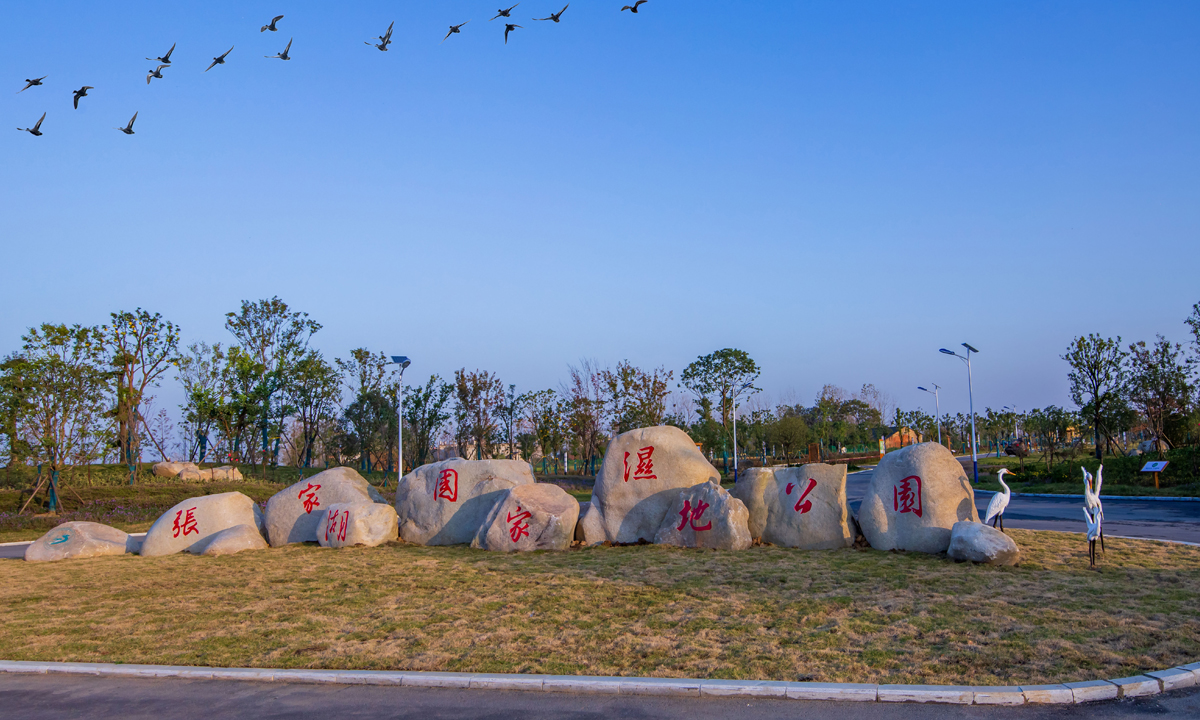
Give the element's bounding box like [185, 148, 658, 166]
[984, 468, 1014, 533]
[366, 21, 394, 51]
[115, 111, 138, 135]
[491, 4, 520, 20]
[504, 23, 522, 44]
[146, 43, 175, 64]
[267, 38, 293, 60]
[535, 4, 569, 22]
[205, 47, 234, 72]
[18, 76, 46, 93]
[261, 15, 284, 32]
[443, 21, 470, 43]
[621, 0, 649, 12]
[1082, 506, 1102, 569]
[1085, 465, 1106, 553]
[73, 86, 93, 109]
[17, 112, 46, 136]
[147, 65, 167, 84]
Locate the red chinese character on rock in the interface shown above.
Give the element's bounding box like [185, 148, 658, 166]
[894, 475, 923, 517]
[507, 506, 532, 542]
[436, 468, 459, 502]
[325, 508, 349, 543]
[171, 507, 198, 538]
[786, 478, 817, 514]
[623, 446, 658, 482]
[297, 482, 322, 513]
[676, 499, 713, 532]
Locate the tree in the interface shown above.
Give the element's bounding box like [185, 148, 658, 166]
[176, 342, 226, 462]
[767, 415, 809, 460]
[403, 374, 454, 470]
[680, 349, 761, 446]
[454, 369, 504, 460]
[0, 354, 33, 477]
[1024, 406, 1076, 472]
[344, 390, 391, 471]
[523, 389, 567, 473]
[1062, 334, 1129, 460]
[104, 309, 180, 482]
[288, 351, 342, 468]
[565, 360, 606, 472]
[600, 361, 673, 434]
[1127, 336, 1194, 452]
[335, 348, 394, 398]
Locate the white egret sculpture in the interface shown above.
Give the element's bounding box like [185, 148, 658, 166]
[984, 468, 1014, 532]
[1083, 465, 1105, 553]
[1083, 506, 1102, 568]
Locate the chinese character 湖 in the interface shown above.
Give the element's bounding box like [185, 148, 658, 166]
[325, 508, 349, 543]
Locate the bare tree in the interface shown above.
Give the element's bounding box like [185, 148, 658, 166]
[565, 360, 606, 473]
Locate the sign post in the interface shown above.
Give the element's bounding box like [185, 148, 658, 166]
[1141, 460, 1168, 489]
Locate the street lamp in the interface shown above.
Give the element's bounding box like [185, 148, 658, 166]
[390, 356, 411, 486]
[940, 343, 979, 483]
[731, 381, 753, 484]
[917, 384, 942, 445]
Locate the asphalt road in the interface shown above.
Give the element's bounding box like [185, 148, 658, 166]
[847, 469, 1200, 544]
[1, 674, 1198, 720]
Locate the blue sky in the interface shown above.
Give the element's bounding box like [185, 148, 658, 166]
[2, 1, 1198, 420]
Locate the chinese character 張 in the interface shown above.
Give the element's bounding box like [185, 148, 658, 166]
[436, 468, 459, 502]
[325, 508, 349, 543]
[297, 483, 322, 514]
[676, 499, 713, 532]
[624, 446, 658, 482]
[893, 475, 923, 517]
[786, 477, 817, 514]
[172, 507, 199, 538]
[507, 506, 532, 542]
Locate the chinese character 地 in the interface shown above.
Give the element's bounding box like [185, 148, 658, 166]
[623, 446, 658, 482]
[785, 477, 817, 514]
[893, 475, 923, 517]
[436, 468, 459, 502]
[507, 506, 532, 542]
[172, 507, 199, 538]
[676, 499, 713, 532]
[297, 482, 322, 514]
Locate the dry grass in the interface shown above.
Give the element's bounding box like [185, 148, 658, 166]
[2, 529, 1199, 685]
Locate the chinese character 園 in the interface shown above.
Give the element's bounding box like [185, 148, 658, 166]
[172, 507, 199, 538]
[893, 475, 923, 517]
[507, 506, 532, 542]
[676, 498, 712, 532]
[622, 445, 658, 482]
[436, 468, 459, 502]
[297, 483, 322, 514]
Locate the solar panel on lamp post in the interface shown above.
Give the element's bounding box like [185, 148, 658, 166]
[939, 344, 980, 483]
[390, 356, 411, 486]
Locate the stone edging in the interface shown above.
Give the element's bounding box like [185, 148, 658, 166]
[1, 660, 1197, 704]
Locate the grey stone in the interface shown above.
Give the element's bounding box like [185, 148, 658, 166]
[192, 523, 268, 556]
[395, 459, 535, 545]
[1110, 675, 1161, 698]
[971, 686, 1026, 705]
[1146, 668, 1196, 691]
[265, 467, 384, 547]
[1020, 684, 1074, 703]
[25, 522, 135, 562]
[316, 502, 398, 548]
[1064, 679, 1119, 703]
[947, 521, 1020, 565]
[141, 492, 264, 556]
[731, 464, 853, 549]
[786, 682, 878, 701]
[653, 481, 751, 550]
[472, 483, 579, 552]
[877, 684, 973, 703]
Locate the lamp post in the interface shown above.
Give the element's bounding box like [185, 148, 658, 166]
[917, 384, 942, 445]
[940, 344, 979, 483]
[730, 381, 753, 483]
[390, 356, 411, 486]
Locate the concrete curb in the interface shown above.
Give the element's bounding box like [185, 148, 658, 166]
[1, 660, 1197, 704]
[0, 532, 146, 548]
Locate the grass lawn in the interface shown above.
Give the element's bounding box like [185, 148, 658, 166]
[1, 530, 1198, 686]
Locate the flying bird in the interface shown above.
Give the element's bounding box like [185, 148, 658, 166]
[1082, 506, 1102, 569]
[366, 21, 394, 51]
[267, 38, 293, 60]
[115, 111, 138, 135]
[18, 76, 46, 93]
[443, 21, 470, 43]
[491, 3, 519, 20]
[534, 4, 569, 22]
[504, 23, 522, 44]
[984, 468, 1014, 533]
[147, 65, 167, 84]
[205, 46, 234, 72]
[261, 15, 284, 32]
[621, 0, 648, 12]
[17, 112, 46, 136]
[72, 86, 93, 109]
[146, 43, 175, 64]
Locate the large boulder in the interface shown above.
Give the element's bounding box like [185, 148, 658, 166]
[947, 521, 1020, 565]
[25, 522, 136, 562]
[587, 426, 721, 544]
[731, 464, 854, 549]
[153, 461, 197, 479]
[857, 442, 979, 553]
[653, 481, 751, 550]
[317, 502, 399, 548]
[395, 459, 535, 545]
[472, 483, 580, 552]
[264, 467, 384, 547]
[192, 524, 269, 557]
[140, 492, 264, 557]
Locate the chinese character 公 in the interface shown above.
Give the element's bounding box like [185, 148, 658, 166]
[786, 477, 817, 514]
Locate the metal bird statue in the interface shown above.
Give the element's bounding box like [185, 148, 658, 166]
[984, 468, 1014, 533]
[1082, 506, 1102, 569]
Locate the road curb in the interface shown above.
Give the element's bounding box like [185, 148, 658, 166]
[1, 660, 1197, 704]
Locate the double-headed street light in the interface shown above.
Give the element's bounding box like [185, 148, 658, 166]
[917, 384, 942, 445]
[939, 343, 979, 484]
[390, 356, 411, 485]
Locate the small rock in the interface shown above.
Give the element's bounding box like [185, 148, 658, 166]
[193, 524, 269, 556]
[264, 467, 385, 547]
[317, 502, 399, 548]
[153, 461, 198, 479]
[25, 522, 136, 562]
[395, 459, 535, 545]
[653, 481, 752, 550]
[140, 492, 264, 556]
[472, 483, 580, 552]
[947, 521, 1020, 565]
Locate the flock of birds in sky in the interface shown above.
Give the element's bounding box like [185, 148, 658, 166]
[14, 1, 652, 138]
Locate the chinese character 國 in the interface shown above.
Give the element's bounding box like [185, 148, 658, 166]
[297, 483, 322, 514]
[507, 506, 532, 542]
[676, 498, 713, 532]
[622, 446, 658, 482]
[893, 475, 923, 517]
[325, 508, 349, 543]
[436, 468, 459, 502]
[785, 477, 817, 514]
[172, 507, 199, 538]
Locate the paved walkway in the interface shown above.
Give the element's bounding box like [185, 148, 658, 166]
[1, 674, 1198, 719]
